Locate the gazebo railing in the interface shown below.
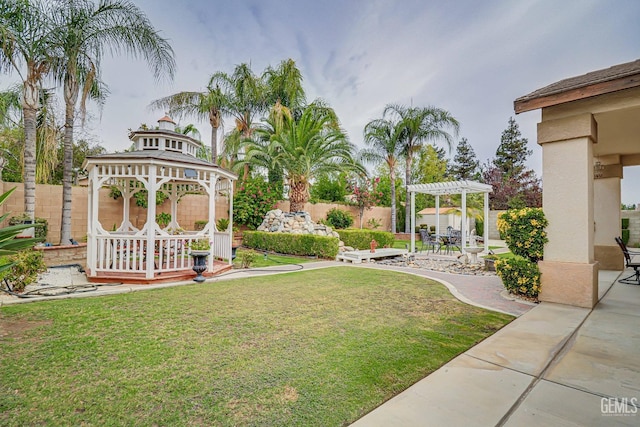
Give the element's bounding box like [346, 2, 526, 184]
[212, 231, 231, 261]
[94, 233, 231, 274]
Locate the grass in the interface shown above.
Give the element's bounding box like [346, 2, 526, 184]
[0, 267, 513, 426]
[233, 248, 314, 268]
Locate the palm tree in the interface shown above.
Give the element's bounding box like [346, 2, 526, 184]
[264, 58, 306, 114]
[0, 0, 55, 229]
[51, 0, 175, 244]
[149, 82, 225, 163]
[244, 102, 362, 212]
[361, 118, 402, 233]
[212, 63, 269, 180]
[384, 104, 459, 233]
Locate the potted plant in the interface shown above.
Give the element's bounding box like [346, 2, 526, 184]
[216, 218, 230, 232]
[189, 239, 211, 282]
[155, 212, 171, 228]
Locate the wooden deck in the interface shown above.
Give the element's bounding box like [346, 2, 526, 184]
[336, 248, 409, 264]
[86, 260, 232, 284]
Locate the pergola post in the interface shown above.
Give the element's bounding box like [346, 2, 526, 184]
[461, 189, 467, 252]
[484, 192, 489, 253]
[410, 191, 416, 253]
[435, 195, 440, 236]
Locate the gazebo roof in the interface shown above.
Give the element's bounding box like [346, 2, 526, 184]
[83, 150, 237, 180]
[408, 180, 492, 195]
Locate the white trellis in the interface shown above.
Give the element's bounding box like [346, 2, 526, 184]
[83, 116, 237, 281]
[408, 180, 492, 254]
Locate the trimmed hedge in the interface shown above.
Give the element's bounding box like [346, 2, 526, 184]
[243, 231, 339, 259]
[337, 229, 395, 250]
[622, 229, 630, 245]
[622, 218, 630, 229]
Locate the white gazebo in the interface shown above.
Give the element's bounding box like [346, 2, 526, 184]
[408, 180, 492, 254]
[83, 116, 237, 283]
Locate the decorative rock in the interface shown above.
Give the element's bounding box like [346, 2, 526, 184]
[256, 210, 341, 239]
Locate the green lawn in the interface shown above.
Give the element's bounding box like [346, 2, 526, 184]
[0, 267, 513, 426]
[233, 248, 314, 268]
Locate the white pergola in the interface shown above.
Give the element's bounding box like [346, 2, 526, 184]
[408, 180, 492, 254]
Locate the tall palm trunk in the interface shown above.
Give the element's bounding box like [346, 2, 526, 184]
[209, 108, 219, 163]
[390, 169, 396, 233]
[22, 79, 39, 234]
[61, 74, 78, 244]
[289, 180, 308, 213]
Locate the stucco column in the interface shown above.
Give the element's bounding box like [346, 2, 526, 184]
[593, 156, 623, 270]
[537, 113, 599, 308]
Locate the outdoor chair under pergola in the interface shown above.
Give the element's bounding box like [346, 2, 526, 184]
[408, 180, 492, 256]
[83, 116, 237, 283]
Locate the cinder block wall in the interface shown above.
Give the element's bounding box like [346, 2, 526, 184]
[0, 182, 393, 243]
[621, 210, 640, 246]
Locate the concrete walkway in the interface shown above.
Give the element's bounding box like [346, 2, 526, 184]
[352, 269, 640, 426]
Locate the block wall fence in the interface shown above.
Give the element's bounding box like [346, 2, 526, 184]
[8, 181, 633, 246]
[0, 182, 392, 244]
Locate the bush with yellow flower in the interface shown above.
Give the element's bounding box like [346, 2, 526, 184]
[495, 256, 541, 298]
[496, 208, 548, 299]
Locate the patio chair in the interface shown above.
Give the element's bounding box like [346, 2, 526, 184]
[419, 228, 440, 253]
[615, 236, 640, 285]
[444, 229, 462, 254]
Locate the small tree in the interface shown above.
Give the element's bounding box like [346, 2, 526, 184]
[449, 137, 480, 180]
[349, 177, 383, 229]
[233, 177, 282, 229]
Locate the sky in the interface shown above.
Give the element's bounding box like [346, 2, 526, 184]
[4, 0, 640, 202]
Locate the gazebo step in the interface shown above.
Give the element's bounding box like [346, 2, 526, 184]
[87, 262, 232, 285]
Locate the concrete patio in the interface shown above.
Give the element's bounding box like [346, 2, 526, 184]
[352, 269, 640, 426]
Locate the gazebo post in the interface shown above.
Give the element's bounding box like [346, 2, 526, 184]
[228, 179, 234, 265]
[145, 165, 158, 280]
[207, 173, 217, 273]
[87, 167, 99, 276]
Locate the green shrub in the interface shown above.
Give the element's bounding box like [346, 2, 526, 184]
[495, 255, 541, 299]
[622, 218, 630, 229]
[0, 249, 47, 293]
[155, 212, 171, 228]
[243, 231, 339, 259]
[216, 218, 230, 232]
[497, 208, 548, 262]
[475, 220, 484, 237]
[622, 229, 630, 245]
[9, 214, 48, 240]
[234, 177, 282, 229]
[325, 208, 353, 229]
[194, 220, 208, 231]
[239, 249, 259, 268]
[337, 229, 395, 250]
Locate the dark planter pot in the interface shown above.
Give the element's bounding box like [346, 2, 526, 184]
[191, 250, 209, 282]
[484, 258, 496, 272]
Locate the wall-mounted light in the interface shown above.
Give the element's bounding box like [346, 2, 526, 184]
[594, 161, 605, 179]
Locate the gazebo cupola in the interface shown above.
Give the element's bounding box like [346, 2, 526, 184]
[83, 116, 237, 283]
